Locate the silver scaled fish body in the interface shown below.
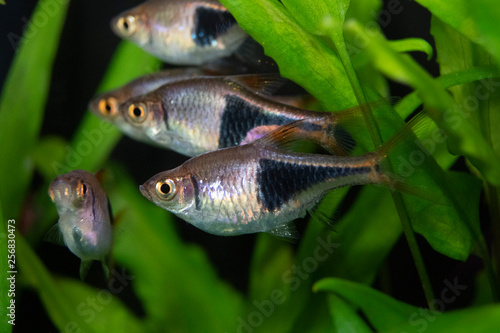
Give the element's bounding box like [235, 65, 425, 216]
[111, 0, 248, 65]
[121, 75, 357, 157]
[48, 170, 112, 279]
[139, 118, 419, 238]
[89, 67, 206, 144]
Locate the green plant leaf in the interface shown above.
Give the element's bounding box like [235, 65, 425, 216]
[280, 0, 350, 36]
[326, 295, 373, 333]
[385, 304, 500, 333]
[249, 234, 293, 302]
[219, 0, 356, 109]
[389, 38, 434, 60]
[416, 0, 500, 66]
[314, 278, 420, 331]
[106, 164, 244, 332]
[0, 0, 69, 219]
[17, 233, 103, 332]
[344, 19, 500, 186]
[54, 278, 144, 333]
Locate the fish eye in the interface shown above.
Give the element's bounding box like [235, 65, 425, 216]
[127, 103, 147, 123]
[77, 181, 88, 198]
[98, 97, 118, 117]
[156, 179, 176, 201]
[117, 15, 137, 37]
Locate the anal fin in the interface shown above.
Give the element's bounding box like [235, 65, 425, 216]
[267, 223, 299, 241]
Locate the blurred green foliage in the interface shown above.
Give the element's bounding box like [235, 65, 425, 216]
[1, 0, 500, 332]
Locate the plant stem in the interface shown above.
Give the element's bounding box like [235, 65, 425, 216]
[484, 183, 500, 301]
[330, 27, 437, 309]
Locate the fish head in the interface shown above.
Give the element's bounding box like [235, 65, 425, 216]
[89, 92, 121, 122]
[111, 5, 150, 47]
[49, 170, 99, 216]
[120, 95, 166, 140]
[140, 167, 195, 214]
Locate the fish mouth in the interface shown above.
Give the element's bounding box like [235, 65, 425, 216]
[139, 185, 152, 201]
[48, 187, 55, 202]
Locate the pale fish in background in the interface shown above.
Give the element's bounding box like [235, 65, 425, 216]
[89, 69, 314, 147]
[139, 114, 431, 238]
[89, 67, 207, 144]
[111, 0, 248, 65]
[48, 170, 112, 279]
[120, 74, 360, 157]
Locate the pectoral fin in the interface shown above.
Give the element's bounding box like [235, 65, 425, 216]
[79, 260, 93, 280]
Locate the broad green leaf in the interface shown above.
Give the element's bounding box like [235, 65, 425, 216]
[314, 278, 420, 331]
[385, 304, 500, 333]
[280, 0, 350, 36]
[106, 165, 244, 332]
[416, 0, 500, 66]
[0, 0, 69, 219]
[219, 0, 356, 109]
[344, 19, 500, 185]
[327, 295, 373, 333]
[0, 204, 13, 333]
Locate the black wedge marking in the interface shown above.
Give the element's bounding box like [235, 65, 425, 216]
[257, 159, 371, 212]
[218, 95, 294, 148]
[193, 7, 237, 47]
[190, 174, 201, 210]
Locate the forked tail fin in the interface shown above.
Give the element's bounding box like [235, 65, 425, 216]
[372, 112, 446, 204]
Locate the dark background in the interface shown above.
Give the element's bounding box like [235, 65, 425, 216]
[0, 1, 479, 332]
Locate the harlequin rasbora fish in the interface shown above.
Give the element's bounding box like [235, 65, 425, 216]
[139, 114, 429, 238]
[48, 170, 112, 279]
[111, 0, 248, 65]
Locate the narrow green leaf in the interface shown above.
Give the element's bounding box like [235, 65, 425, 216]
[60, 42, 161, 175]
[55, 278, 144, 333]
[16, 233, 94, 332]
[389, 38, 434, 60]
[219, 0, 356, 109]
[17, 232, 144, 333]
[0, 0, 69, 219]
[314, 278, 420, 331]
